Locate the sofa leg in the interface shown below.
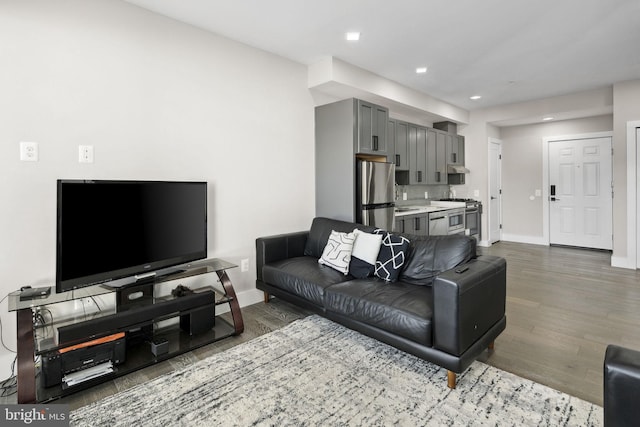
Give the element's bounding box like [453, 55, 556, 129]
[447, 371, 457, 389]
[488, 340, 495, 350]
[263, 292, 270, 303]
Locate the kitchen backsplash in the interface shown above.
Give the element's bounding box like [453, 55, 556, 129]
[395, 184, 466, 207]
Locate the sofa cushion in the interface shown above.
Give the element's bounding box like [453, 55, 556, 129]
[262, 256, 351, 306]
[304, 217, 376, 258]
[374, 231, 410, 282]
[349, 229, 383, 279]
[400, 234, 476, 286]
[324, 279, 433, 346]
[318, 230, 356, 274]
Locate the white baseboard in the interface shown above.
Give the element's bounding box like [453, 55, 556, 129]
[501, 233, 548, 246]
[216, 288, 264, 315]
[611, 256, 636, 270]
[237, 288, 266, 307]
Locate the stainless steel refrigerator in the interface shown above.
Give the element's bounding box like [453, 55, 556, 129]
[356, 160, 395, 230]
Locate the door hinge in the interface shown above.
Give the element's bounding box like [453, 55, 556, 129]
[499, 189, 502, 194]
[611, 148, 614, 155]
[499, 154, 502, 160]
[499, 224, 503, 229]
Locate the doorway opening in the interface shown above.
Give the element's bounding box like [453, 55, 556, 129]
[488, 138, 502, 245]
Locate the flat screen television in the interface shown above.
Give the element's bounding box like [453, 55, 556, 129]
[56, 180, 207, 293]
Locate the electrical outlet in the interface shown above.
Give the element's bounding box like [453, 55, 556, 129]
[241, 258, 249, 272]
[473, 189, 480, 198]
[424, 191, 429, 199]
[79, 145, 94, 163]
[20, 141, 39, 161]
[402, 192, 407, 201]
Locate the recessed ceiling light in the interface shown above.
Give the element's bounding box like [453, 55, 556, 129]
[346, 32, 360, 41]
[543, 116, 554, 121]
[470, 95, 482, 100]
[416, 67, 428, 74]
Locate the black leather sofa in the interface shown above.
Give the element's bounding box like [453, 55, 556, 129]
[604, 345, 640, 426]
[256, 217, 507, 388]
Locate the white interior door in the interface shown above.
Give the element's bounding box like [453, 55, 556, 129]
[488, 140, 502, 244]
[549, 137, 612, 250]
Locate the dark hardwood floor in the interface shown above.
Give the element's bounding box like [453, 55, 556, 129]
[476, 242, 640, 406]
[5, 241, 639, 409]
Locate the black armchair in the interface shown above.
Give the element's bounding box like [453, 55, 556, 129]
[604, 345, 640, 426]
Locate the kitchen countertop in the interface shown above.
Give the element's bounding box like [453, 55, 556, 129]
[394, 206, 450, 217]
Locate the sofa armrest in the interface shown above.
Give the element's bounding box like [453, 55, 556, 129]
[604, 345, 640, 426]
[256, 231, 309, 280]
[432, 255, 506, 356]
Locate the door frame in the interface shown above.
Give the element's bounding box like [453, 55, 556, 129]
[487, 137, 502, 246]
[624, 120, 640, 269]
[542, 131, 613, 246]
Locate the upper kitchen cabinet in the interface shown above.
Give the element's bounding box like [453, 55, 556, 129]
[357, 100, 389, 158]
[447, 134, 465, 166]
[434, 121, 465, 167]
[408, 124, 427, 184]
[390, 119, 409, 171]
[427, 130, 448, 185]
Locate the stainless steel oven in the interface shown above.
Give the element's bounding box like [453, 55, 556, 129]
[465, 204, 481, 240]
[447, 208, 466, 235]
[439, 198, 482, 240]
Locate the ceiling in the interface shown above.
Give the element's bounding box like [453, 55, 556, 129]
[123, 0, 640, 115]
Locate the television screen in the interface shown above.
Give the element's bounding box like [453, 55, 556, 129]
[56, 180, 207, 293]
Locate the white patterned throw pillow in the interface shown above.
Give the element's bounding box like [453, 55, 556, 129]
[318, 230, 356, 274]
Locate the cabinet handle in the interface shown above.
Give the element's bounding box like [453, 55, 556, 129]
[417, 171, 422, 182]
[452, 153, 457, 163]
[373, 135, 378, 151]
[436, 171, 441, 182]
[415, 217, 420, 231]
[395, 154, 400, 167]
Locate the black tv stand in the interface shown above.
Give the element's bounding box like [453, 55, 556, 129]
[9, 258, 244, 404]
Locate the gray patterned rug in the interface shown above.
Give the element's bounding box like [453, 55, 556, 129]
[70, 315, 602, 426]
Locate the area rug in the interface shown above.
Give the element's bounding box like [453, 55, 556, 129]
[70, 315, 602, 426]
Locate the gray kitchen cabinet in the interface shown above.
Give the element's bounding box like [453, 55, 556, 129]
[394, 217, 404, 233]
[447, 134, 465, 165]
[315, 98, 391, 222]
[391, 119, 409, 171]
[395, 213, 428, 235]
[409, 124, 427, 184]
[357, 100, 389, 157]
[427, 130, 448, 184]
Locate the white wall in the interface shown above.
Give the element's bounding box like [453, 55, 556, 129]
[460, 87, 616, 246]
[612, 80, 640, 265]
[500, 116, 613, 241]
[0, 0, 315, 376]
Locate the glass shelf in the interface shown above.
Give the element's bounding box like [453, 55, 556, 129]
[8, 258, 237, 312]
[12, 258, 243, 404]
